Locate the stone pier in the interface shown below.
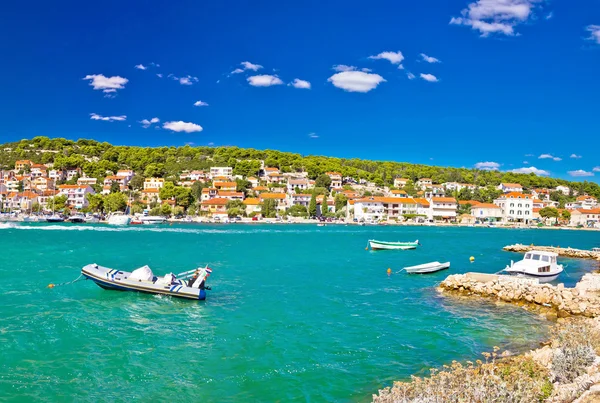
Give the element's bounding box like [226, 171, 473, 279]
[503, 244, 600, 260]
[440, 272, 600, 318]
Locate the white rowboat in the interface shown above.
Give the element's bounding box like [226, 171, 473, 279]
[404, 261, 450, 274]
[369, 240, 419, 250]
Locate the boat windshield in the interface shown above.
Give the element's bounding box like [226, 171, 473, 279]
[531, 254, 541, 261]
[541, 255, 550, 262]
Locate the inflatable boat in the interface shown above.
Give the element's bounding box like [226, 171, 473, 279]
[81, 264, 212, 300]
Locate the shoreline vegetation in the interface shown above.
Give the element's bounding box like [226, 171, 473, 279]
[373, 260, 600, 402]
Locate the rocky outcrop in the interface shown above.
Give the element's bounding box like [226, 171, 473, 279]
[440, 273, 600, 318]
[504, 244, 600, 260]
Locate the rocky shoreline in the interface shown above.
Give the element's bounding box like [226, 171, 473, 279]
[504, 244, 600, 260]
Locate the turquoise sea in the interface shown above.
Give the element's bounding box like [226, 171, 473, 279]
[1, 223, 599, 402]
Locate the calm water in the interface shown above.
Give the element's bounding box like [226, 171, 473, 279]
[1, 223, 599, 402]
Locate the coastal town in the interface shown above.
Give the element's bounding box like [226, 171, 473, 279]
[1, 158, 598, 228]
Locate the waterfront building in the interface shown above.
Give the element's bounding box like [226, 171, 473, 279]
[288, 193, 311, 207]
[287, 179, 310, 194]
[471, 203, 503, 221]
[428, 197, 458, 221]
[569, 209, 600, 228]
[201, 188, 218, 201]
[57, 185, 95, 209]
[493, 192, 533, 223]
[200, 198, 229, 217]
[144, 177, 164, 190]
[242, 198, 261, 216]
[259, 193, 287, 211]
[140, 188, 160, 204]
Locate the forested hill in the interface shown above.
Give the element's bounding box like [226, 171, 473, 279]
[1, 136, 598, 197]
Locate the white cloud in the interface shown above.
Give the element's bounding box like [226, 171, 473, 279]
[406, 72, 416, 80]
[450, 0, 543, 37]
[163, 121, 203, 133]
[90, 113, 126, 122]
[420, 53, 441, 63]
[231, 61, 263, 74]
[308, 132, 319, 138]
[247, 75, 284, 87]
[420, 73, 439, 82]
[83, 74, 128, 94]
[475, 161, 500, 170]
[332, 65, 356, 72]
[140, 117, 160, 128]
[157, 73, 163, 78]
[545, 12, 553, 20]
[368, 51, 404, 68]
[538, 153, 561, 161]
[135, 64, 147, 70]
[510, 166, 550, 175]
[150, 62, 160, 67]
[593, 167, 600, 172]
[568, 169, 594, 177]
[175, 75, 198, 85]
[586, 25, 600, 44]
[361, 68, 373, 72]
[327, 71, 386, 93]
[570, 154, 582, 159]
[289, 78, 311, 89]
[194, 100, 209, 107]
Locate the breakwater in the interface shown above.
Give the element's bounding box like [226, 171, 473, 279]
[440, 272, 600, 318]
[504, 244, 600, 260]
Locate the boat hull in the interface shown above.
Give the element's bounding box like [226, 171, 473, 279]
[369, 240, 418, 250]
[107, 215, 131, 225]
[82, 264, 206, 300]
[503, 270, 562, 283]
[405, 262, 450, 274]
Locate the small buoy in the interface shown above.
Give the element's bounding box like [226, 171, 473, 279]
[365, 247, 369, 251]
[387, 268, 392, 275]
[469, 256, 475, 262]
[48, 284, 55, 289]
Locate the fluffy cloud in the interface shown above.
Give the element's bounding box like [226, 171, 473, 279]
[231, 61, 263, 74]
[328, 71, 386, 93]
[586, 25, 600, 44]
[593, 167, 600, 172]
[510, 166, 550, 175]
[163, 121, 203, 133]
[368, 51, 404, 69]
[247, 75, 284, 87]
[157, 73, 163, 78]
[538, 153, 561, 161]
[450, 0, 543, 37]
[175, 75, 198, 85]
[90, 113, 126, 122]
[568, 169, 594, 177]
[194, 100, 209, 107]
[140, 117, 160, 128]
[135, 64, 147, 70]
[570, 154, 582, 159]
[332, 64, 357, 72]
[420, 53, 441, 63]
[475, 161, 500, 170]
[308, 132, 319, 138]
[83, 74, 128, 94]
[406, 72, 416, 80]
[420, 73, 439, 82]
[289, 78, 311, 89]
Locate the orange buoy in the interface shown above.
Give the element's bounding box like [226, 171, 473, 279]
[387, 268, 392, 275]
[48, 284, 55, 288]
[365, 247, 369, 251]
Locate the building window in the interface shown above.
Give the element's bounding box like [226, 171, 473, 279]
[510, 210, 514, 214]
[510, 203, 514, 207]
[517, 210, 522, 215]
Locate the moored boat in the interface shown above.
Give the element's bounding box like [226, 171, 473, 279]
[81, 264, 212, 300]
[404, 261, 450, 274]
[68, 214, 86, 223]
[369, 239, 420, 250]
[140, 215, 167, 224]
[46, 214, 65, 223]
[106, 212, 131, 225]
[502, 250, 563, 282]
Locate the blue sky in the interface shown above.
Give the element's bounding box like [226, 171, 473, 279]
[0, 0, 599, 181]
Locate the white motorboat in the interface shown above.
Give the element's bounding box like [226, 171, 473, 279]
[21, 215, 39, 222]
[106, 212, 131, 225]
[85, 215, 100, 223]
[140, 215, 167, 224]
[81, 264, 212, 300]
[404, 261, 450, 274]
[503, 250, 563, 282]
[68, 214, 86, 223]
[369, 240, 420, 250]
[46, 214, 65, 223]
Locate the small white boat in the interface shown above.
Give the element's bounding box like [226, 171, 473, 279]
[503, 250, 563, 282]
[85, 215, 100, 223]
[81, 264, 212, 300]
[106, 212, 131, 225]
[21, 215, 39, 222]
[68, 214, 86, 223]
[369, 239, 420, 250]
[140, 215, 167, 224]
[404, 261, 450, 274]
[46, 214, 65, 223]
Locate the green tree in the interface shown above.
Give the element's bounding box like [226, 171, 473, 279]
[110, 181, 121, 193]
[131, 203, 145, 215]
[334, 193, 348, 212]
[17, 181, 24, 192]
[315, 174, 332, 188]
[86, 193, 104, 212]
[50, 195, 68, 211]
[149, 206, 161, 216]
[236, 179, 252, 195]
[144, 163, 166, 178]
[104, 192, 127, 212]
[128, 175, 144, 190]
[159, 181, 175, 201]
[561, 209, 571, 222]
[172, 206, 184, 217]
[261, 198, 277, 218]
[308, 193, 317, 217]
[190, 181, 206, 203]
[227, 207, 243, 217]
[226, 199, 244, 210]
[539, 207, 559, 223]
[160, 203, 172, 217]
[173, 187, 193, 208]
[287, 204, 308, 217]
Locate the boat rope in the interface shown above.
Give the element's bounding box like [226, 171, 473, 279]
[48, 273, 86, 288]
[395, 269, 405, 274]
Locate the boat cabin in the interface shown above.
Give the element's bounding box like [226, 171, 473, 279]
[523, 251, 557, 273]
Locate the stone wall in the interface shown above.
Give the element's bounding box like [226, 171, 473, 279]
[440, 272, 600, 318]
[503, 244, 600, 260]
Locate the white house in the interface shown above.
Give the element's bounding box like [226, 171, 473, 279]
[287, 179, 311, 194]
[352, 197, 385, 222]
[247, 177, 259, 188]
[288, 193, 311, 207]
[493, 192, 533, 223]
[443, 182, 477, 193]
[416, 178, 433, 190]
[48, 169, 65, 181]
[393, 178, 409, 188]
[326, 172, 342, 188]
[57, 185, 95, 209]
[116, 170, 134, 181]
[209, 167, 233, 180]
[144, 177, 164, 190]
[555, 185, 570, 195]
[77, 177, 97, 186]
[498, 183, 523, 193]
[569, 209, 600, 228]
[471, 203, 503, 222]
[428, 197, 457, 220]
[66, 168, 82, 181]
